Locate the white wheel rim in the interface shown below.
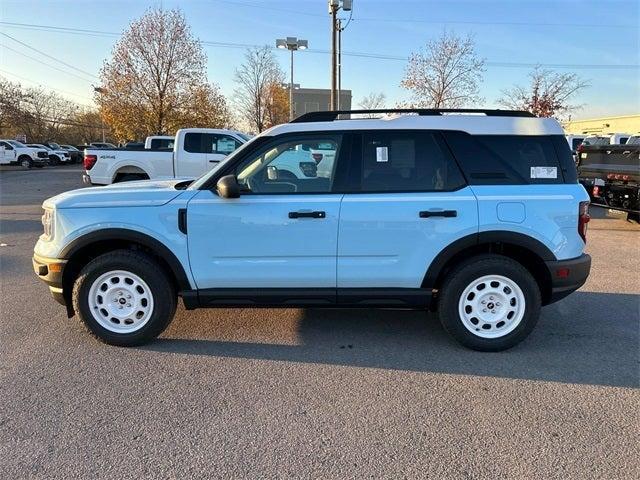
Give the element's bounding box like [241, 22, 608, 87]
[88, 270, 154, 334]
[458, 274, 526, 339]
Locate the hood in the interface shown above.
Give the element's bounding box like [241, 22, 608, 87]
[44, 178, 195, 209]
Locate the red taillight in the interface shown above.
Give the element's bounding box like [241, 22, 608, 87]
[577, 144, 584, 154]
[622, 175, 629, 181]
[578, 201, 590, 243]
[607, 173, 615, 179]
[592, 186, 600, 197]
[312, 153, 323, 164]
[84, 154, 97, 170]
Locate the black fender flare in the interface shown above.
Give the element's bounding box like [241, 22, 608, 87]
[60, 228, 192, 291]
[422, 231, 556, 288]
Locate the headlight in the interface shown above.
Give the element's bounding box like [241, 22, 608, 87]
[41, 208, 55, 241]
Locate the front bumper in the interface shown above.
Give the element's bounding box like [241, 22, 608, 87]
[545, 253, 591, 304]
[33, 254, 68, 306]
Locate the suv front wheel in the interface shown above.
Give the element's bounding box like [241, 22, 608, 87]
[72, 250, 176, 346]
[438, 254, 541, 351]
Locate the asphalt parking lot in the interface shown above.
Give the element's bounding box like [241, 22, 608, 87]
[1, 165, 638, 479]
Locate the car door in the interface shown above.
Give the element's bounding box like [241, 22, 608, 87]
[337, 130, 478, 289]
[176, 132, 209, 178]
[0, 142, 6, 163]
[187, 133, 344, 293]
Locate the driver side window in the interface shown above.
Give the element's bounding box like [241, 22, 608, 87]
[235, 136, 340, 194]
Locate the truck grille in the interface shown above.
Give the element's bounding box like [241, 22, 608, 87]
[37, 151, 48, 158]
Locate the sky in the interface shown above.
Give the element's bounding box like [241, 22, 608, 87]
[0, 0, 638, 120]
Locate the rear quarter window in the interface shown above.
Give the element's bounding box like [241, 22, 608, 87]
[443, 132, 573, 184]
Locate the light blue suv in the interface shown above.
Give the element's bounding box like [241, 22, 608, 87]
[33, 109, 591, 351]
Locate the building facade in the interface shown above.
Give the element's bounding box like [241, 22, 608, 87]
[292, 88, 352, 118]
[563, 114, 640, 134]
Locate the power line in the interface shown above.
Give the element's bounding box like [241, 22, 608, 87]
[0, 43, 96, 84]
[0, 69, 93, 104]
[211, 0, 638, 28]
[0, 31, 100, 80]
[1, 21, 638, 71]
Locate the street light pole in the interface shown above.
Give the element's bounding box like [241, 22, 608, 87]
[276, 37, 308, 121]
[290, 48, 294, 121]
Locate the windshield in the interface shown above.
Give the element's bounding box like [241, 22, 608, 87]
[7, 140, 26, 147]
[236, 132, 252, 141]
[29, 144, 50, 150]
[48, 142, 61, 149]
[62, 145, 79, 151]
[626, 136, 639, 145]
[188, 135, 265, 190]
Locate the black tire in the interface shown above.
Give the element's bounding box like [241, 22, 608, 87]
[19, 156, 33, 169]
[49, 155, 60, 166]
[72, 249, 177, 346]
[438, 254, 541, 352]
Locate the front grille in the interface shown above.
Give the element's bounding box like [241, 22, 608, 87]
[37, 151, 48, 158]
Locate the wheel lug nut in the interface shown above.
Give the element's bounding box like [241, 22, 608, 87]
[481, 300, 486, 304]
[483, 308, 487, 312]
[489, 296, 494, 300]
[491, 310, 496, 313]
[127, 295, 131, 299]
[496, 302, 501, 306]
[127, 303, 131, 307]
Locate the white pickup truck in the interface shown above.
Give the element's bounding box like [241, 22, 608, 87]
[83, 128, 248, 185]
[0, 139, 49, 168]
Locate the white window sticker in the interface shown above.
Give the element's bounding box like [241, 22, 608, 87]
[376, 146, 388, 162]
[530, 166, 557, 179]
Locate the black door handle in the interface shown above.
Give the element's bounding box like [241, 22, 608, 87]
[419, 210, 457, 218]
[289, 211, 326, 219]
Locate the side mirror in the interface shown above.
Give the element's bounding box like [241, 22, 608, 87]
[267, 165, 278, 180]
[216, 175, 240, 199]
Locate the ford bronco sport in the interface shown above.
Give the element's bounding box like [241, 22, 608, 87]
[33, 109, 591, 351]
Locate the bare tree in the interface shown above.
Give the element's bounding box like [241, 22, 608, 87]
[98, 7, 230, 140]
[400, 31, 485, 108]
[498, 66, 589, 118]
[358, 92, 387, 117]
[234, 46, 286, 132]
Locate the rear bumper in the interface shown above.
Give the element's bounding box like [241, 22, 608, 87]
[545, 253, 591, 304]
[32, 254, 68, 307]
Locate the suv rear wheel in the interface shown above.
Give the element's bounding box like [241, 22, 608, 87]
[438, 254, 541, 351]
[72, 250, 176, 346]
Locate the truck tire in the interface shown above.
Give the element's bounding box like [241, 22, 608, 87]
[72, 250, 177, 347]
[438, 254, 541, 352]
[19, 156, 33, 169]
[49, 155, 60, 166]
[115, 173, 149, 183]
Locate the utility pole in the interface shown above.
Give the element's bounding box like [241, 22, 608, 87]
[337, 18, 342, 110]
[329, 1, 339, 110]
[329, 1, 352, 111]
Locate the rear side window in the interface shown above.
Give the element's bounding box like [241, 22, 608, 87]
[354, 131, 465, 192]
[443, 132, 570, 184]
[184, 133, 242, 154]
[150, 138, 174, 150]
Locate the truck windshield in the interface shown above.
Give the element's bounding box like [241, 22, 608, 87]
[48, 142, 61, 149]
[7, 140, 26, 148]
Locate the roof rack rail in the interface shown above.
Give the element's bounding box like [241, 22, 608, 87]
[290, 108, 536, 123]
